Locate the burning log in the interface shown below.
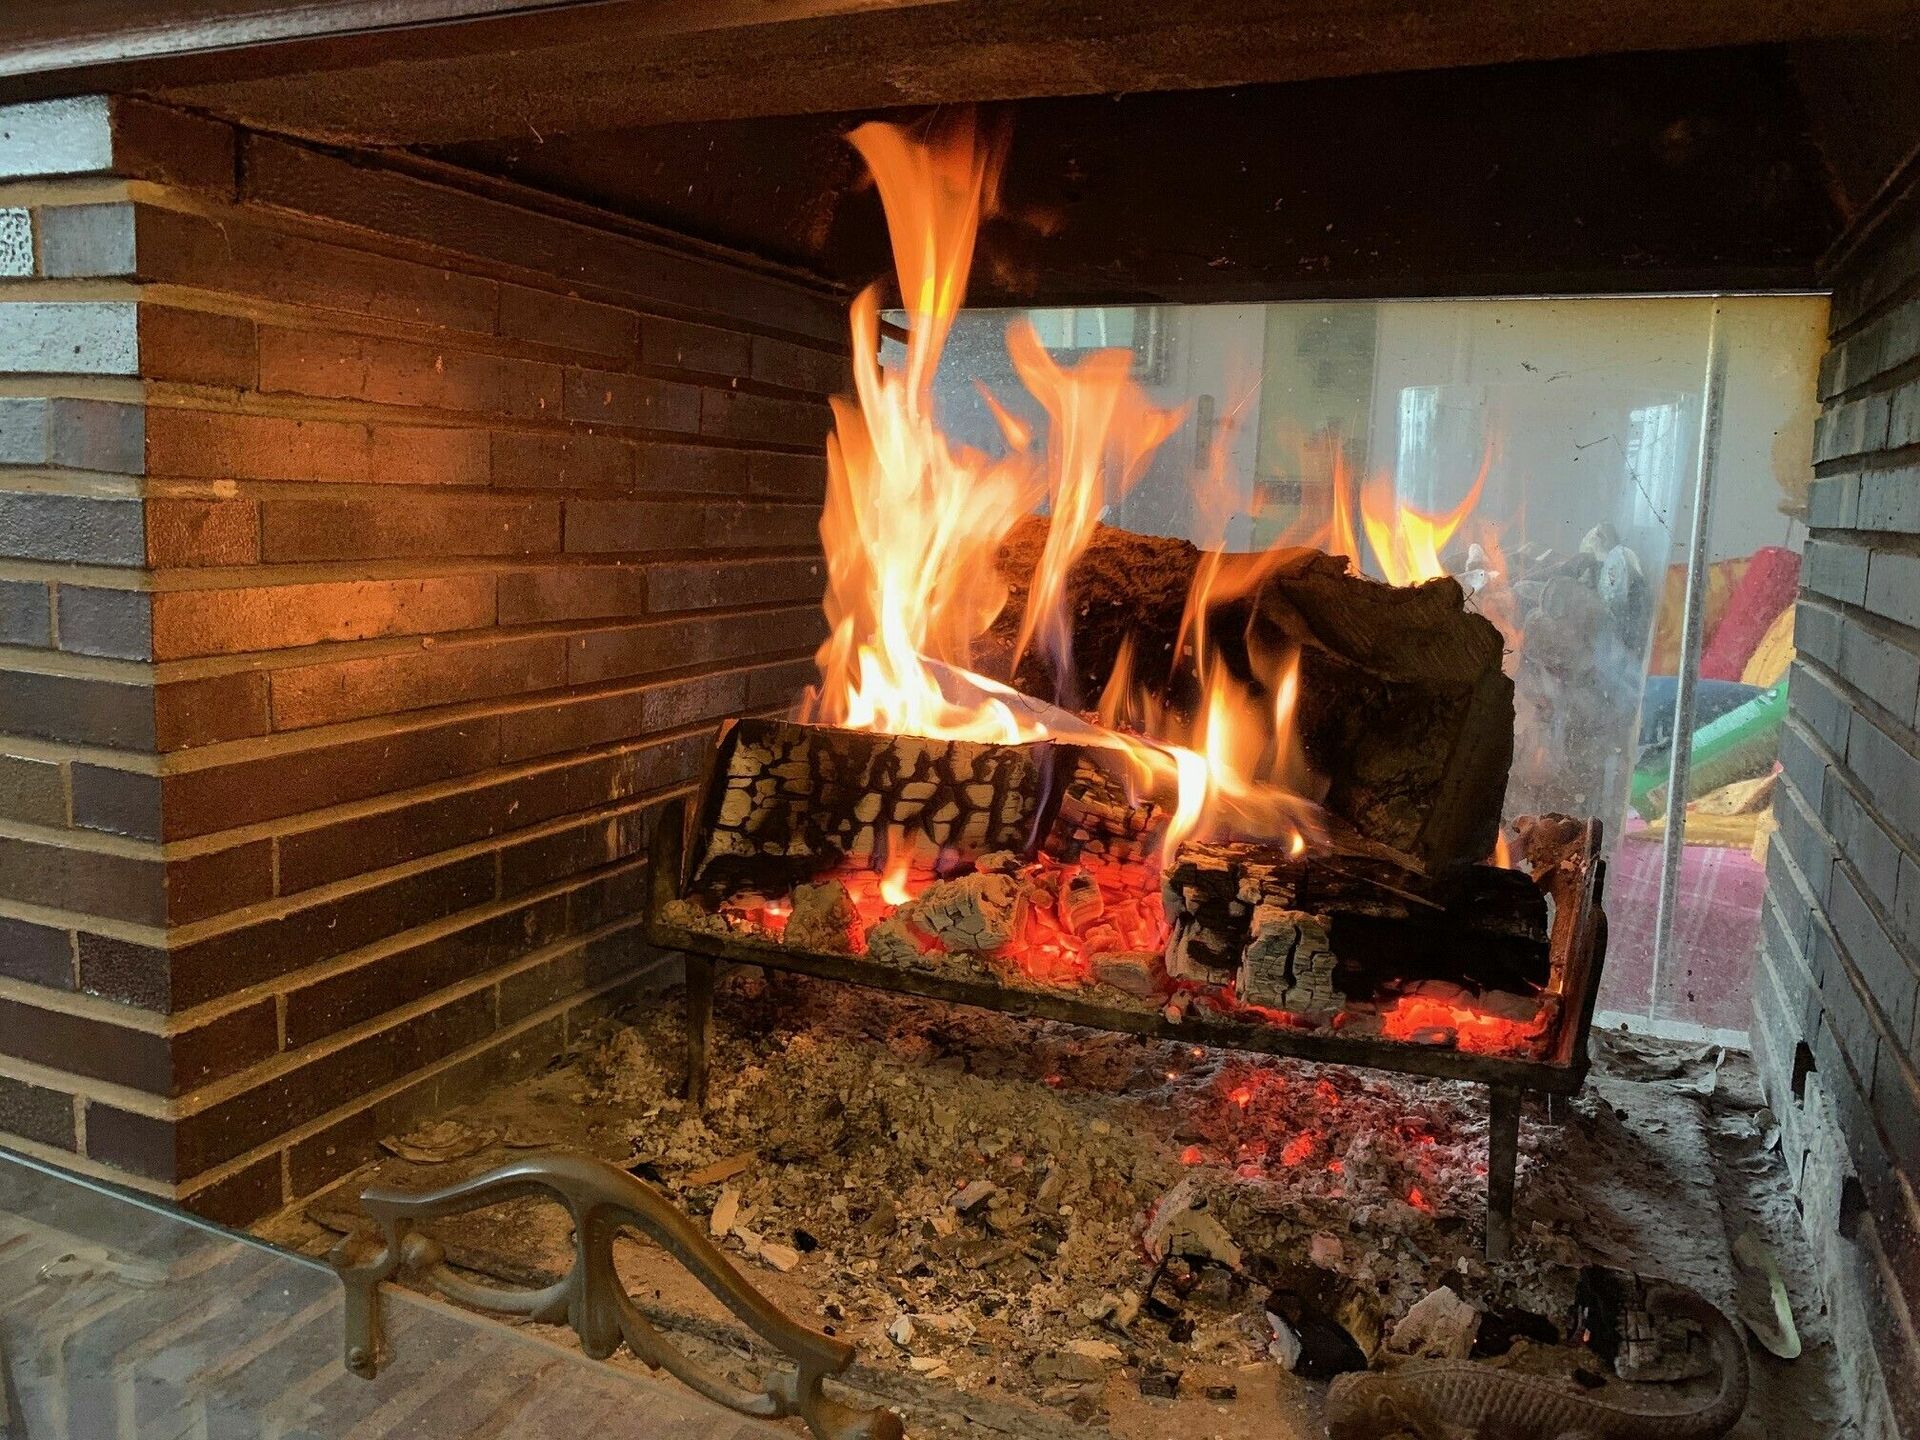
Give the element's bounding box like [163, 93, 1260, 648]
[688, 716, 1068, 897]
[985, 517, 1514, 873]
[1159, 837, 1552, 1014]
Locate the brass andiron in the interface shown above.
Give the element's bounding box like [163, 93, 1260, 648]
[330, 1150, 903, 1440]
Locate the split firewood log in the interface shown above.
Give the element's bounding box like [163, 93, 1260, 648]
[982, 517, 1514, 872]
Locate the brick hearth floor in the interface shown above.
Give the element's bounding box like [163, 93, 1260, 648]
[0, 1150, 782, 1439]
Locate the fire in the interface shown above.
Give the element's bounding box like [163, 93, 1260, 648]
[803, 112, 1506, 879]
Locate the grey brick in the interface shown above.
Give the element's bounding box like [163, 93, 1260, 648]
[1777, 773, 1836, 906]
[1829, 864, 1919, 1044]
[1809, 472, 1862, 530]
[1859, 465, 1920, 533]
[1805, 537, 1871, 606]
[1778, 719, 1832, 822]
[1889, 379, 1920, 450]
[1825, 780, 1904, 914]
[1869, 1045, 1920, 1186]
[1814, 919, 1883, 1082]
[0, 491, 143, 565]
[0, 301, 137, 374]
[1865, 549, 1920, 631]
[0, 396, 145, 472]
[1790, 660, 1852, 753]
[56, 586, 152, 660]
[0, 96, 114, 179]
[1838, 613, 1920, 718]
[1817, 393, 1893, 461]
[0, 208, 30, 276]
[36, 201, 136, 277]
[1794, 600, 1844, 669]
[0, 579, 49, 645]
[1846, 711, 1920, 848]
[1898, 854, 1920, 971]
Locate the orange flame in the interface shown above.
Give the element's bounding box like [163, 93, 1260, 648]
[1331, 446, 1490, 587]
[804, 114, 1503, 873]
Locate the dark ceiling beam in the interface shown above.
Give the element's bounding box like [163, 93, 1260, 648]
[3, 0, 1916, 146]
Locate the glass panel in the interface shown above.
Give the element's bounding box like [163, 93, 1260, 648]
[0, 1151, 783, 1438]
[885, 293, 1827, 1038]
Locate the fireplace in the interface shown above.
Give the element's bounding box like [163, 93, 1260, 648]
[0, 9, 1916, 1439]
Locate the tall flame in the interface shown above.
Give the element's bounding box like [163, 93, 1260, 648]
[804, 113, 1497, 865]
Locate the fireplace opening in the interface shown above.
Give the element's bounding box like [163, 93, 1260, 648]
[0, 19, 1913, 1440]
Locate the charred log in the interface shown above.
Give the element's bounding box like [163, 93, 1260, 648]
[985, 517, 1515, 872]
[687, 717, 1071, 898]
[1160, 836, 1552, 1008]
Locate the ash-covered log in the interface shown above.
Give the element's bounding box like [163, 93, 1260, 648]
[985, 517, 1514, 872]
[1160, 836, 1551, 1011]
[687, 717, 1074, 897]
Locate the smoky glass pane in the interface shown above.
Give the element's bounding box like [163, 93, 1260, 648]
[881, 293, 1825, 1037]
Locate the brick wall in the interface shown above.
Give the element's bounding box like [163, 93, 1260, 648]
[1755, 167, 1920, 1436]
[0, 96, 843, 1223]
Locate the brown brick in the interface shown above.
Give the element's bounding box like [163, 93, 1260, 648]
[276, 731, 705, 894]
[0, 492, 145, 565]
[0, 1075, 75, 1151]
[139, 306, 257, 389]
[565, 606, 823, 686]
[500, 809, 648, 898]
[91, 988, 498, 1180]
[702, 499, 823, 550]
[498, 565, 647, 625]
[0, 580, 51, 645]
[105, 97, 236, 193]
[562, 497, 702, 554]
[0, 833, 164, 926]
[75, 932, 168, 1010]
[490, 429, 630, 492]
[497, 926, 645, 1026]
[0, 915, 72, 989]
[632, 440, 751, 495]
[646, 555, 822, 613]
[154, 671, 271, 750]
[751, 335, 849, 394]
[147, 408, 489, 486]
[286, 1015, 565, 1198]
[145, 498, 260, 567]
[161, 854, 498, 1009]
[0, 992, 275, 1096]
[127, 203, 499, 333]
[497, 669, 745, 763]
[70, 763, 161, 839]
[565, 862, 651, 935]
[257, 326, 561, 419]
[498, 285, 637, 360]
[259, 495, 559, 561]
[283, 891, 569, 1046]
[269, 632, 569, 729]
[640, 317, 752, 376]
[166, 840, 275, 925]
[160, 716, 499, 839]
[150, 576, 496, 659]
[747, 656, 819, 710]
[180, 1153, 283, 1227]
[699, 388, 832, 447]
[56, 586, 152, 660]
[562, 367, 701, 433]
[0, 671, 153, 749]
[0, 755, 63, 827]
[749, 450, 829, 500]
[240, 136, 842, 342]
